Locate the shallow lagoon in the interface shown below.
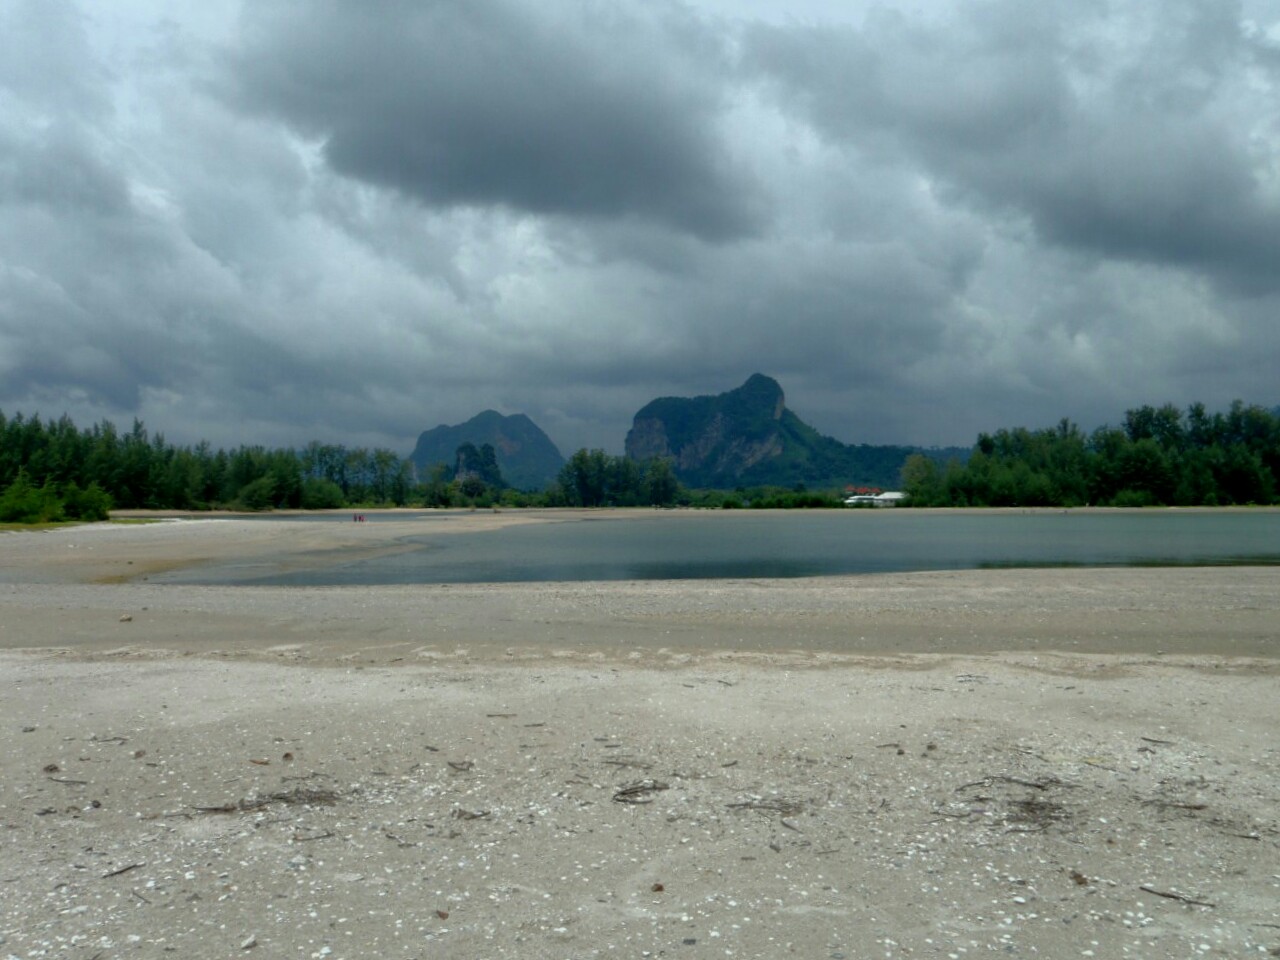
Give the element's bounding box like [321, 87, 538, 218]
[188, 509, 1280, 585]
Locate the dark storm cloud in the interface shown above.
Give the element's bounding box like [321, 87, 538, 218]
[3, 0, 1280, 458]
[226, 0, 762, 240]
[0, 1, 442, 448]
[743, 0, 1280, 294]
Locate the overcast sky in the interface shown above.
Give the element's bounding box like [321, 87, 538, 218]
[3, 0, 1280, 455]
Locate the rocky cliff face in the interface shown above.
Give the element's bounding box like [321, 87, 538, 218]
[669, 412, 784, 477]
[624, 374, 797, 487]
[410, 410, 564, 490]
[624, 374, 938, 489]
[624, 416, 670, 462]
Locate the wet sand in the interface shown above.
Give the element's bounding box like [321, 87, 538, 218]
[1, 517, 1277, 958]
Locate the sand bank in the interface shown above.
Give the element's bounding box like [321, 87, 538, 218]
[1, 518, 1277, 958]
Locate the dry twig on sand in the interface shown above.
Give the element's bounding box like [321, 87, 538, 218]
[955, 775, 1069, 793]
[612, 780, 669, 804]
[102, 863, 144, 879]
[1139, 885, 1215, 908]
[193, 786, 340, 814]
[727, 797, 806, 817]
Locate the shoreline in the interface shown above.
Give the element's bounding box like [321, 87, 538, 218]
[2, 565, 1279, 661]
[104, 504, 1280, 516]
[2, 518, 1278, 661]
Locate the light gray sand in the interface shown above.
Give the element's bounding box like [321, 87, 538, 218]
[1, 518, 1278, 959]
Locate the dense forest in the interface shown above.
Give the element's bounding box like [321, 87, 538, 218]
[901, 401, 1280, 507]
[0, 411, 684, 522]
[0, 412, 419, 521]
[4, 400, 1278, 522]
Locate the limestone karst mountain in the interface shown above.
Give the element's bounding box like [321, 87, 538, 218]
[625, 373, 951, 488]
[409, 410, 564, 490]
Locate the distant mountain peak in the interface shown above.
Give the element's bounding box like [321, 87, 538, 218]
[409, 411, 563, 490]
[624, 374, 926, 489]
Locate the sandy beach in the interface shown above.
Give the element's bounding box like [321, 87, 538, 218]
[1, 515, 1278, 959]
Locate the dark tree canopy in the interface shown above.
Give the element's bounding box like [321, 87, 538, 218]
[0, 410, 415, 515]
[902, 402, 1279, 507]
[555, 449, 680, 507]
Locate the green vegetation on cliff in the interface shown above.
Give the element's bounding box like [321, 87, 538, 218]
[625, 373, 959, 489]
[410, 410, 564, 490]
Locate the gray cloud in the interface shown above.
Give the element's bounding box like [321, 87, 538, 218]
[0, 0, 113, 119]
[2, 0, 1279, 458]
[226, 0, 762, 241]
[743, 0, 1280, 294]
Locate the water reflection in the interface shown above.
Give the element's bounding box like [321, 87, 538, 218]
[171, 510, 1280, 585]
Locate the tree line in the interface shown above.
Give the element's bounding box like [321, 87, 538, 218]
[901, 401, 1280, 507]
[6, 400, 1277, 522]
[0, 411, 424, 521]
[0, 411, 684, 521]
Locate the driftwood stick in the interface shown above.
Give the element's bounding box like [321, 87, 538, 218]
[1139, 885, 1215, 908]
[102, 863, 144, 879]
[955, 775, 1062, 793]
[612, 780, 669, 804]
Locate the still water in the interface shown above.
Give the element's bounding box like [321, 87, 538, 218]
[203, 510, 1280, 585]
